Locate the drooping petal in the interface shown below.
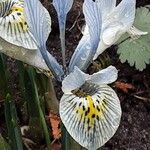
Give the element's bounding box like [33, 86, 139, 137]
[62, 67, 88, 94]
[0, 0, 37, 49]
[24, 0, 64, 81]
[0, 37, 50, 72]
[60, 85, 121, 149]
[69, 0, 102, 72]
[89, 66, 118, 85]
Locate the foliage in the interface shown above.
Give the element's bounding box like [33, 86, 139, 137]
[0, 134, 11, 150]
[117, 6, 150, 71]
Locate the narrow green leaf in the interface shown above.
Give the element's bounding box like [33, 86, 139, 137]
[0, 134, 11, 150]
[28, 68, 51, 149]
[4, 94, 23, 150]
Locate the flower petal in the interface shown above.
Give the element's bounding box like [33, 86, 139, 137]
[109, 0, 136, 30]
[60, 85, 121, 149]
[69, 0, 102, 72]
[0, 36, 50, 71]
[53, 0, 73, 16]
[89, 66, 118, 85]
[0, 0, 37, 49]
[62, 67, 88, 94]
[96, 0, 116, 19]
[24, 0, 64, 81]
[24, 0, 51, 46]
[94, 0, 136, 60]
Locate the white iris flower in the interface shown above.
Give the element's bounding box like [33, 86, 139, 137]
[0, 0, 50, 71]
[83, 0, 147, 60]
[0, 0, 64, 80]
[60, 66, 122, 150]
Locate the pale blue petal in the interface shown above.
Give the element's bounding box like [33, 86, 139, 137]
[109, 0, 136, 30]
[24, 0, 51, 46]
[53, 0, 73, 16]
[96, 0, 116, 19]
[94, 0, 136, 60]
[89, 66, 118, 85]
[62, 67, 88, 94]
[24, 0, 64, 81]
[69, 35, 91, 72]
[69, 0, 102, 72]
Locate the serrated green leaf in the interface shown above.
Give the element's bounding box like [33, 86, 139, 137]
[117, 6, 150, 71]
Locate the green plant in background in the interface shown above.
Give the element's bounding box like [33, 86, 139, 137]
[0, 0, 149, 150]
[117, 6, 150, 71]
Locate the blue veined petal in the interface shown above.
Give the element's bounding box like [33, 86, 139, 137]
[69, 35, 92, 72]
[96, 0, 116, 19]
[24, 0, 64, 81]
[111, 0, 136, 29]
[60, 85, 121, 149]
[62, 66, 88, 94]
[94, 0, 136, 60]
[90, 66, 118, 85]
[53, 0, 73, 68]
[69, 0, 102, 72]
[24, 0, 51, 46]
[53, 0, 73, 16]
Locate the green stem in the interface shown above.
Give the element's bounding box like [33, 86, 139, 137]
[28, 68, 51, 149]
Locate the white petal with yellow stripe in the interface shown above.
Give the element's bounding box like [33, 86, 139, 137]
[0, 0, 52, 76]
[0, 0, 37, 49]
[60, 66, 122, 150]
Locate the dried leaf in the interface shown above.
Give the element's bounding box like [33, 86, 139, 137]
[52, 142, 61, 150]
[113, 81, 135, 93]
[49, 112, 61, 140]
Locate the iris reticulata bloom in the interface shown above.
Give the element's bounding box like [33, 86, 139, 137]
[60, 66, 122, 149]
[0, 0, 51, 73]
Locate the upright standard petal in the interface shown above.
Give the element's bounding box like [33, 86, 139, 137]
[96, 0, 116, 19]
[69, 0, 102, 72]
[93, 0, 136, 60]
[53, 0, 73, 69]
[89, 66, 118, 85]
[53, 0, 73, 19]
[62, 67, 88, 94]
[0, 0, 37, 49]
[24, 0, 64, 81]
